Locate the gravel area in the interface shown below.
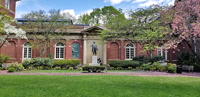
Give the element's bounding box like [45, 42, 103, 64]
[1, 70, 200, 77]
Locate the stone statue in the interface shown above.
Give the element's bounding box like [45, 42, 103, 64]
[90, 41, 98, 55]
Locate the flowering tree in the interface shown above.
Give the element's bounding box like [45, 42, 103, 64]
[160, 0, 200, 59]
[0, 4, 27, 48]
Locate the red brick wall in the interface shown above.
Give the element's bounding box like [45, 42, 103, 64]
[1, 0, 17, 18]
[108, 42, 119, 59]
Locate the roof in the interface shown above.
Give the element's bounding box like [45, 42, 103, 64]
[16, 18, 73, 25]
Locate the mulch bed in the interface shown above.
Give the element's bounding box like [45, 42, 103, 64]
[0, 70, 200, 77]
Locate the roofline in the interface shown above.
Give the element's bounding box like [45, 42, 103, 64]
[16, 18, 73, 24]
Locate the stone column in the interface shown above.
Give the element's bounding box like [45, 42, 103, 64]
[83, 34, 87, 65]
[103, 42, 107, 64]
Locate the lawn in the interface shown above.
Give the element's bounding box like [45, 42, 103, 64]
[20, 70, 144, 73]
[0, 75, 200, 97]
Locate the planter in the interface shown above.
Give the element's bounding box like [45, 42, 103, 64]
[176, 66, 182, 74]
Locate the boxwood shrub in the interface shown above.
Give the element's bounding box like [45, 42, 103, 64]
[82, 66, 105, 72]
[108, 60, 140, 68]
[53, 59, 81, 68]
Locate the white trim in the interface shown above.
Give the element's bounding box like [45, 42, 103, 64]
[125, 43, 135, 60]
[54, 43, 65, 59]
[5, 0, 10, 9]
[22, 42, 32, 61]
[157, 47, 167, 60]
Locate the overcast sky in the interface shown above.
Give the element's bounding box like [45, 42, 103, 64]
[16, 0, 175, 19]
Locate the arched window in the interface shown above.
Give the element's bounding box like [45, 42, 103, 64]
[126, 43, 135, 60]
[157, 44, 167, 60]
[23, 42, 32, 59]
[72, 43, 79, 58]
[55, 42, 64, 59]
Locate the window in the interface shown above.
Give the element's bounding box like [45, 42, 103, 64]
[126, 43, 135, 60]
[23, 42, 32, 59]
[157, 44, 167, 60]
[5, 0, 10, 9]
[55, 42, 64, 59]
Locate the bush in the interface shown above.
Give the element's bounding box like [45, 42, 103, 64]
[53, 59, 81, 68]
[22, 58, 53, 69]
[168, 67, 175, 73]
[8, 68, 15, 72]
[141, 63, 151, 71]
[8, 62, 24, 71]
[152, 62, 161, 71]
[55, 67, 61, 70]
[0, 54, 10, 67]
[108, 60, 140, 68]
[166, 63, 176, 70]
[0, 67, 2, 70]
[82, 66, 106, 72]
[178, 52, 197, 66]
[132, 55, 164, 65]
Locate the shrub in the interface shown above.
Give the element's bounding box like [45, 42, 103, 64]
[53, 59, 81, 68]
[77, 67, 82, 71]
[69, 67, 73, 70]
[0, 54, 10, 67]
[141, 63, 151, 71]
[108, 60, 140, 68]
[166, 63, 177, 70]
[152, 62, 161, 71]
[8, 62, 24, 71]
[22, 58, 53, 69]
[0, 67, 2, 70]
[8, 68, 15, 72]
[178, 52, 197, 66]
[132, 55, 164, 65]
[168, 67, 175, 73]
[82, 66, 106, 72]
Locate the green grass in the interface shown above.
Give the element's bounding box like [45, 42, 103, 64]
[20, 70, 144, 73]
[0, 75, 200, 97]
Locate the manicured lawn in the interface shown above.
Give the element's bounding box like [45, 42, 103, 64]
[0, 75, 200, 97]
[20, 70, 144, 73]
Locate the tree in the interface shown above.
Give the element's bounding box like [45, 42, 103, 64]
[77, 13, 91, 25]
[0, 1, 27, 48]
[76, 6, 125, 26]
[99, 5, 169, 57]
[20, 9, 70, 57]
[160, 0, 200, 59]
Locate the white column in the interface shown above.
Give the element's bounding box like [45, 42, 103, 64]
[83, 34, 87, 65]
[103, 43, 107, 64]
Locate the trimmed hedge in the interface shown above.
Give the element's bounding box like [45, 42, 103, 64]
[108, 60, 140, 68]
[53, 59, 81, 68]
[132, 55, 164, 65]
[82, 66, 106, 72]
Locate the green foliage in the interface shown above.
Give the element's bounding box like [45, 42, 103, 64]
[8, 68, 15, 72]
[141, 63, 151, 71]
[178, 52, 197, 66]
[168, 67, 175, 73]
[8, 62, 24, 71]
[0, 54, 10, 66]
[53, 59, 81, 68]
[132, 55, 164, 65]
[152, 62, 161, 71]
[108, 60, 140, 68]
[82, 66, 106, 72]
[0, 67, 2, 70]
[22, 58, 53, 69]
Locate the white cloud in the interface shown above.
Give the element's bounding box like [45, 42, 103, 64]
[75, 9, 93, 19]
[132, 0, 147, 3]
[60, 9, 76, 16]
[168, 0, 175, 5]
[104, 0, 131, 5]
[15, 11, 29, 18]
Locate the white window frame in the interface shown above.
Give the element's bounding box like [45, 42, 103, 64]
[22, 42, 32, 61]
[157, 46, 167, 61]
[5, 0, 10, 9]
[125, 43, 135, 60]
[55, 42, 65, 59]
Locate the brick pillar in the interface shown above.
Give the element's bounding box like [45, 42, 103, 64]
[120, 40, 125, 60]
[17, 38, 22, 63]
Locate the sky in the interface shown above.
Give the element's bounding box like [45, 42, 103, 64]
[15, 0, 175, 19]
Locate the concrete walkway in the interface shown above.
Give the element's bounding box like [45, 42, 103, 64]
[1, 70, 200, 77]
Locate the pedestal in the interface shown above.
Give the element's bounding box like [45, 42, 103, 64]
[89, 56, 100, 66]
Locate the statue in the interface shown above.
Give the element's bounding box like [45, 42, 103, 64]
[97, 58, 102, 65]
[72, 43, 79, 58]
[90, 41, 98, 55]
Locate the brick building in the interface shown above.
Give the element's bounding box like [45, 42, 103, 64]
[0, 0, 19, 18]
[0, 0, 192, 65]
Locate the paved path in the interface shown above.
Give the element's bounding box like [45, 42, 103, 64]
[0, 70, 200, 77]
